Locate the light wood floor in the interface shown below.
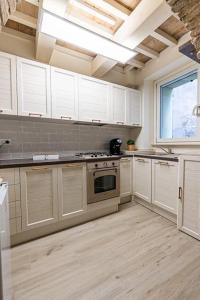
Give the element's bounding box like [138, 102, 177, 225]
[11, 202, 200, 300]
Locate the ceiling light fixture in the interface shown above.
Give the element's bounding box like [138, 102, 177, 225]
[88, 0, 129, 21]
[70, 0, 116, 26]
[40, 10, 136, 64]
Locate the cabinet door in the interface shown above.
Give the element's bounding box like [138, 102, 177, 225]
[152, 160, 178, 214]
[120, 158, 132, 198]
[111, 85, 126, 125]
[126, 89, 142, 126]
[17, 57, 51, 118]
[178, 156, 200, 240]
[0, 52, 17, 115]
[133, 157, 151, 202]
[78, 76, 110, 123]
[58, 163, 87, 220]
[51, 67, 78, 120]
[20, 166, 58, 230]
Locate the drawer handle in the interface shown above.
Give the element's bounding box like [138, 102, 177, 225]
[132, 123, 140, 126]
[121, 158, 130, 161]
[116, 121, 124, 125]
[61, 116, 72, 120]
[155, 161, 175, 166]
[92, 119, 101, 123]
[31, 167, 50, 170]
[178, 187, 182, 200]
[29, 113, 42, 117]
[136, 158, 147, 163]
[63, 164, 82, 168]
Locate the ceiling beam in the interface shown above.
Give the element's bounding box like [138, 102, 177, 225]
[36, 0, 69, 63]
[135, 45, 159, 59]
[9, 11, 37, 28]
[54, 44, 94, 62]
[90, 0, 131, 20]
[127, 58, 145, 69]
[151, 28, 178, 46]
[91, 55, 117, 77]
[1, 26, 34, 41]
[93, 0, 172, 77]
[24, 0, 39, 6]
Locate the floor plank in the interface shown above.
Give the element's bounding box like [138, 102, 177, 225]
[11, 203, 200, 300]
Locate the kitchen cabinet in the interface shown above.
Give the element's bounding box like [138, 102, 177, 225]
[0, 168, 21, 235]
[20, 166, 58, 230]
[51, 67, 78, 120]
[111, 84, 126, 125]
[78, 75, 110, 123]
[178, 156, 200, 240]
[126, 89, 142, 126]
[120, 158, 132, 201]
[17, 57, 51, 118]
[0, 52, 17, 115]
[152, 160, 178, 214]
[133, 157, 151, 203]
[58, 163, 87, 220]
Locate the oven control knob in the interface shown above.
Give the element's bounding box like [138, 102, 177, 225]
[95, 163, 98, 168]
[112, 162, 115, 166]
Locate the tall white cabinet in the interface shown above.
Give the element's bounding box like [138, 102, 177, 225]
[0, 52, 17, 115]
[126, 88, 142, 126]
[178, 156, 200, 240]
[111, 84, 126, 125]
[51, 67, 78, 120]
[78, 75, 110, 123]
[17, 57, 51, 118]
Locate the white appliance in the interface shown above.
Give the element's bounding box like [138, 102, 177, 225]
[0, 183, 11, 300]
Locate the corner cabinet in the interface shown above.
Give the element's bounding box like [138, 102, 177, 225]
[0, 52, 17, 115]
[110, 84, 126, 125]
[78, 75, 110, 123]
[20, 166, 58, 230]
[126, 88, 142, 126]
[51, 67, 78, 121]
[133, 157, 151, 203]
[152, 160, 178, 214]
[178, 156, 200, 240]
[58, 163, 87, 220]
[17, 57, 51, 118]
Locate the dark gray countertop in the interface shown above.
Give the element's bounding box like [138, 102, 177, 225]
[134, 153, 179, 162]
[0, 154, 133, 169]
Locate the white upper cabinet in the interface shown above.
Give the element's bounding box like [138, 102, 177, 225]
[0, 52, 17, 115]
[17, 57, 51, 118]
[51, 67, 78, 120]
[78, 75, 110, 123]
[126, 89, 142, 126]
[111, 84, 126, 125]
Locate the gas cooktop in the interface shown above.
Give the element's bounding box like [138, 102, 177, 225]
[75, 152, 114, 159]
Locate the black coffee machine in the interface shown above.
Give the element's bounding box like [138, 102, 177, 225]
[110, 138, 122, 155]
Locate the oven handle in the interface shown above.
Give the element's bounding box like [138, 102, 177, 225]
[93, 168, 119, 176]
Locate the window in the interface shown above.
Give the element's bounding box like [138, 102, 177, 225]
[157, 69, 199, 142]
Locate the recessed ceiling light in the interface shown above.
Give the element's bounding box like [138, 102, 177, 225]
[40, 11, 136, 64]
[70, 0, 116, 26]
[88, 0, 129, 21]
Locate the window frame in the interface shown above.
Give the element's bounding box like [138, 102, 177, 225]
[155, 65, 200, 145]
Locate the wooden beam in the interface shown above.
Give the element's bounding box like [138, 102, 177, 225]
[24, 0, 39, 6]
[151, 28, 178, 46]
[93, 0, 172, 77]
[91, 55, 117, 77]
[135, 45, 159, 59]
[127, 59, 145, 69]
[9, 11, 37, 28]
[1, 26, 34, 41]
[54, 44, 94, 62]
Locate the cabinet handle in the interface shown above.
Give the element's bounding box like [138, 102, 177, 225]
[92, 119, 101, 123]
[121, 158, 130, 161]
[132, 123, 140, 126]
[63, 164, 83, 168]
[136, 158, 147, 163]
[31, 167, 50, 171]
[29, 113, 42, 117]
[178, 187, 182, 200]
[61, 116, 72, 120]
[155, 161, 175, 167]
[116, 121, 124, 125]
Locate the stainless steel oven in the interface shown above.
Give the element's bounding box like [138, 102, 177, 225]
[87, 160, 120, 204]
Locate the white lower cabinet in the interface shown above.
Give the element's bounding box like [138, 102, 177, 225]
[58, 163, 87, 220]
[152, 160, 178, 214]
[133, 157, 151, 203]
[20, 166, 58, 230]
[120, 158, 132, 199]
[178, 156, 200, 240]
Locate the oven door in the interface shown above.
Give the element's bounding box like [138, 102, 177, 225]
[87, 168, 120, 203]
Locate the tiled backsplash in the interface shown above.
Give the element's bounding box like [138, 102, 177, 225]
[0, 118, 139, 159]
